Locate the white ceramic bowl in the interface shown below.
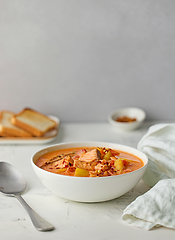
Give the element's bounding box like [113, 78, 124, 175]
[108, 107, 146, 131]
[31, 141, 148, 202]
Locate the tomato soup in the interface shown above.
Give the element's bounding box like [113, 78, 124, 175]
[35, 147, 144, 177]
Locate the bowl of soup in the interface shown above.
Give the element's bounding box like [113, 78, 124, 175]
[31, 142, 148, 202]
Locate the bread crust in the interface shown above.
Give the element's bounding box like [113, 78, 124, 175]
[0, 132, 10, 137]
[11, 108, 57, 137]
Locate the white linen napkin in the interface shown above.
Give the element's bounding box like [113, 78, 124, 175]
[122, 178, 175, 230]
[138, 123, 175, 187]
[122, 123, 175, 230]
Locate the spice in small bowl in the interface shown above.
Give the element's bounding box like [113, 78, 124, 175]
[108, 108, 146, 131]
[115, 116, 137, 123]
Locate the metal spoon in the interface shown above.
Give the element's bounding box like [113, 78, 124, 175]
[0, 161, 54, 231]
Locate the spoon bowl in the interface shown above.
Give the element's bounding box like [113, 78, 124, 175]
[0, 162, 54, 231]
[0, 162, 26, 195]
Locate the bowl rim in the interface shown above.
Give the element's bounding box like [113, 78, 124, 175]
[31, 141, 148, 180]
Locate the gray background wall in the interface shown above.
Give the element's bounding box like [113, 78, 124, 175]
[0, 0, 175, 122]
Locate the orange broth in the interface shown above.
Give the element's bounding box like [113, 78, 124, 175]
[35, 147, 144, 177]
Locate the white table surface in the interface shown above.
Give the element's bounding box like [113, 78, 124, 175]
[0, 121, 175, 240]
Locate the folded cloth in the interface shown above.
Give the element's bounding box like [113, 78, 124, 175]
[138, 123, 175, 187]
[122, 179, 175, 230]
[122, 123, 175, 230]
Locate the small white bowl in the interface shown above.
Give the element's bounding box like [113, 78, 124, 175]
[31, 141, 148, 202]
[108, 107, 146, 131]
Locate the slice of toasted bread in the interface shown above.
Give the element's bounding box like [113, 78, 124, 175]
[11, 108, 57, 137]
[0, 111, 32, 137]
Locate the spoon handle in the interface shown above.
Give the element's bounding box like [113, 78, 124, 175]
[15, 194, 54, 231]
